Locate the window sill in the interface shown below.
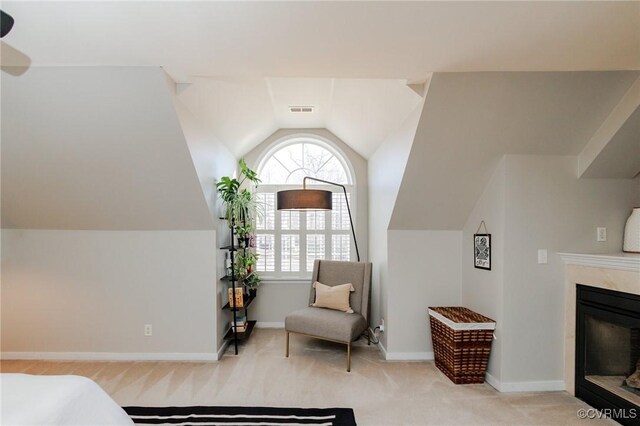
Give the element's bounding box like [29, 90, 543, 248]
[260, 277, 310, 284]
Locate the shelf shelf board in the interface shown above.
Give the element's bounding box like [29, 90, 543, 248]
[224, 320, 256, 341]
[220, 245, 238, 252]
[223, 294, 255, 311]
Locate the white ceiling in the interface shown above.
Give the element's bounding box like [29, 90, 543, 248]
[176, 77, 423, 157]
[3, 1, 639, 79]
[2, 1, 639, 158]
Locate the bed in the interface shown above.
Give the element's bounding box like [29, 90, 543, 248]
[1, 373, 134, 425]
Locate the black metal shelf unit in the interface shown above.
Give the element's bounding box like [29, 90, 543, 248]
[220, 218, 256, 356]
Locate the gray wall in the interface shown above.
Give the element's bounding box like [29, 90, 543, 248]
[168, 76, 237, 350]
[461, 157, 506, 381]
[1, 230, 218, 357]
[1, 67, 213, 230]
[387, 230, 461, 356]
[502, 155, 636, 384]
[462, 154, 637, 387]
[368, 101, 425, 350]
[1, 67, 235, 358]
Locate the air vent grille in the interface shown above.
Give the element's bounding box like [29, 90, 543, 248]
[289, 106, 314, 113]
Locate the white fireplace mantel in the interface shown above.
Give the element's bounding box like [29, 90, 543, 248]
[560, 252, 640, 395]
[558, 252, 640, 272]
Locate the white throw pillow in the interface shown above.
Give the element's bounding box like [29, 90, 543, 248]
[312, 281, 355, 313]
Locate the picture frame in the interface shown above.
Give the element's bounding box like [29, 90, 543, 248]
[474, 233, 491, 270]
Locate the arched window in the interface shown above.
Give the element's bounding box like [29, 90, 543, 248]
[255, 137, 355, 278]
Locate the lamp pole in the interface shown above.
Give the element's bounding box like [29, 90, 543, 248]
[302, 176, 360, 262]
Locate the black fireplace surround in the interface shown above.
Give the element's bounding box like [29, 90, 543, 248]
[576, 285, 640, 425]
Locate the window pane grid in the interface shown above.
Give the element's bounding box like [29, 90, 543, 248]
[306, 210, 325, 230]
[331, 193, 351, 230]
[254, 139, 355, 278]
[256, 193, 275, 230]
[281, 210, 300, 230]
[256, 234, 275, 272]
[331, 234, 351, 261]
[306, 234, 325, 272]
[281, 234, 300, 272]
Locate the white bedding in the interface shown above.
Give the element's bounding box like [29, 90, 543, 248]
[1, 373, 134, 426]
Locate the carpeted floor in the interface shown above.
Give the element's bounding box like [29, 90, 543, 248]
[1, 329, 612, 425]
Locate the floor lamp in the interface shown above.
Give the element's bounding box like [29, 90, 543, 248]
[277, 177, 360, 262]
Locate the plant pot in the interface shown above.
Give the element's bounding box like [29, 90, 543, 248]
[248, 288, 257, 298]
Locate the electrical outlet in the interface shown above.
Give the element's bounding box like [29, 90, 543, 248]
[379, 318, 385, 333]
[597, 227, 607, 242]
[144, 324, 152, 336]
[538, 249, 548, 264]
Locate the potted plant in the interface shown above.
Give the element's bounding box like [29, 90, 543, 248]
[245, 273, 261, 298]
[215, 159, 261, 224]
[235, 223, 252, 248]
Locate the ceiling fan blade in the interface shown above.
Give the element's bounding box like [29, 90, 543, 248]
[1, 10, 14, 38]
[1, 41, 31, 76]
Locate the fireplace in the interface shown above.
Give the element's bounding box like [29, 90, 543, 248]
[576, 284, 640, 425]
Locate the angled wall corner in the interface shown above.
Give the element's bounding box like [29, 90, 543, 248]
[390, 71, 640, 231]
[165, 72, 242, 350]
[1, 66, 223, 359]
[1, 66, 212, 230]
[367, 96, 426, 352]
[578, 76, 640, 179]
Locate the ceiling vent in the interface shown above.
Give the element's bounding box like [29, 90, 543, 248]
[289, 106, 314, 113]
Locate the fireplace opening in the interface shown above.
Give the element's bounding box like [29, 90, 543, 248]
[576, 285, 640, 425]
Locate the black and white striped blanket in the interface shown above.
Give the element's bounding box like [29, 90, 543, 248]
[123, 406, 356, 426]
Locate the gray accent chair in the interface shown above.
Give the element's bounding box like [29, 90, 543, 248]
[285, 259, 372, 372]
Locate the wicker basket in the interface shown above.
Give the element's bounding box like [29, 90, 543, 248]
[428, 307, 496, 384]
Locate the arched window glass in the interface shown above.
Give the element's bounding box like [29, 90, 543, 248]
[254, 137, 355, 278]
[259, 140, 350, 185]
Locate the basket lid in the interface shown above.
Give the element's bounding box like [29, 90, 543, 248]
[428, 307, 496, 330]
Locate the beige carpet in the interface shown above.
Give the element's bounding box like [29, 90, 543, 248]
[1, 329, 611, 425]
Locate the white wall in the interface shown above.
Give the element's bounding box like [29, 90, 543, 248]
[242, 128, 369, 325]
[386, 230, 461, 357]
[461, 157, 506, 381]
[167, 74, 238, 351]
[461, 154, 637, 389]
[1, 230, 218, 358]
[368, 100, 425, 350]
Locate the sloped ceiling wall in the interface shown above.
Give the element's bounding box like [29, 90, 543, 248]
[175, 77, 422, 158]
[1, 67, 213, 230]
[390, 71, 640, 230]
[580, 106, 640, 179]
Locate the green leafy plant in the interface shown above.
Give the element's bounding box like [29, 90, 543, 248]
[215, 159, 262, 223]
[244, 273, 261, 290]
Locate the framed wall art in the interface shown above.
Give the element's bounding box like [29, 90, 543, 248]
[474, 221, 491, 270]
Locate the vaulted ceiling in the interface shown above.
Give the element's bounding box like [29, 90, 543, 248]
[3, 1, 639, 157]
[175, 77, 423, 157]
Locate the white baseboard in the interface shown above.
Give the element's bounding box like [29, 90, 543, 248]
[375, 340, 433, 361]
[485, 373, 565, 392]
[1, 352, 219, 362]
[385, 351, 434, 361]
[377, 340, 388, 358]
[255, 322, 285, 328]
[216, 340, 230, 360]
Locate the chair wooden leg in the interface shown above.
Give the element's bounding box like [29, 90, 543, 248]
[347, 342, 351, 372]
[285, 331, 290, 358]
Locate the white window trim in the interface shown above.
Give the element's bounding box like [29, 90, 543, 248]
[254, 136, 357, 280]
